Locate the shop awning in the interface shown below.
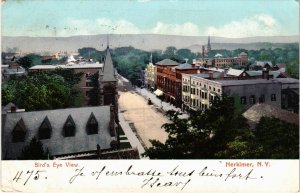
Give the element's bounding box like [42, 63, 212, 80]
[154, 89, 163, 96]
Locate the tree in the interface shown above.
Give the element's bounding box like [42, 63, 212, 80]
[254, 117, 299, 159]
[143, 96, 254, 159]
[2, 73, 81, 111]
[19, 137, 50, 160]
[164, 46, 177, 56]
[17, 56, 33, 69]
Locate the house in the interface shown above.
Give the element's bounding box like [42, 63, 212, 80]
[2, 106, 120, 160]
[249, 61, 273, 70]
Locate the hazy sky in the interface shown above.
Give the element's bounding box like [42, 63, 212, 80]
[2, 0, 299, 37]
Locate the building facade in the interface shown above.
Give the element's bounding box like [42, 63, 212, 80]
[145, 61, 157, 91]
[182, 74, 299, 112]
[213, 52, 248, 68]
[156, 59, 198, 107]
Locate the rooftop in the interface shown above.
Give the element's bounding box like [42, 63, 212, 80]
[2, 106, 114, 159]
[243, 103, 299, 125]
[29, 62, 103, 70]
[156, 59, 180, 66]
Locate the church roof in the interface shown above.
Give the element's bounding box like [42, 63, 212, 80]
[2, 106, 113, 159]
[102, 47, 117, 82]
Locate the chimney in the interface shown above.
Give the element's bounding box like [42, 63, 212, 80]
[11, 106, 16, 113]
[262, 68, 269, 80]
[224, 68, 229, 75]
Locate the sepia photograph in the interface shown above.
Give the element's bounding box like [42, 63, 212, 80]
[1, 0, 299, 192]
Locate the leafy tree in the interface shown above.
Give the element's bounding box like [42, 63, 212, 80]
[19, 137, 50, 160]
[254, 117, 299, 159]
[143, 96, 254, 159]
[164, 46, 177, 56]
[17, 56, 33, 69]
[2, 73, 80, 110]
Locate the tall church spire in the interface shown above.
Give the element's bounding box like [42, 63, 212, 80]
[207, 36, 211, 52]
[101, 41, 117, 82]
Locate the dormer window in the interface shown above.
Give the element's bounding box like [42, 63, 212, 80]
[39, 116, 52, 140]
[86, 112, 98, 135]
[12, 118, 26, 142]
[63, 115, 76, 137]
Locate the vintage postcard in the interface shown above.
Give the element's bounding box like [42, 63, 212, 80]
[1, 0, 299, 192]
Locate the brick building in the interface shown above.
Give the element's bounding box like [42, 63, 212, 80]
[155, 59, 198, 107]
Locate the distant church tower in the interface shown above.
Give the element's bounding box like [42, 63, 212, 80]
[207, 36, 211, 52]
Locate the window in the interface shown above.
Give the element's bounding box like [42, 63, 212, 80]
[249, 95, 256, 104]
[86, 112, 98, 135]
[259, 95, 265, 103]
[86, 82, 93, 87]
[213, 87, 215, 91]
[86, 90, 90, 97]
[85, 72, 91, 79]
[271, 94, 276, 101]
[12, 118, 26, 142]
[39, 116, 52, 140]
[218, 89, 220, 93]
[63, 115, 76, 137]
[240, 96, 247, 104]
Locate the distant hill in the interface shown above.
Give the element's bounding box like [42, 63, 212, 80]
[2, 34, 298, 54]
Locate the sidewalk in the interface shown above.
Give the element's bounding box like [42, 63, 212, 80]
[118, 112, 148, 159]
[135, 88, 189, 119]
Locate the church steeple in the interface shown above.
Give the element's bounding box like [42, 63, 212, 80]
[101, 36, 117, 82]
[207, 36, 211, 52]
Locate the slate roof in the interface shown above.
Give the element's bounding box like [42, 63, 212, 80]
[102, 47, 117, 82]
[156, 59, 180, 66]
[243, 103, 299, 125]
[2, 106, 114, 159]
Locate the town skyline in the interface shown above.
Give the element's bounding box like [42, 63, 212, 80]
[2, 0, 299, 38]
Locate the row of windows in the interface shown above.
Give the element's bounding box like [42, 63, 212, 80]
[11, 113, 99, 143]
[240, 94, 276, 104]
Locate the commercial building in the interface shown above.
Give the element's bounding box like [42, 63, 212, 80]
[182, 73, 299, 113]
[156, 59, 198, 107]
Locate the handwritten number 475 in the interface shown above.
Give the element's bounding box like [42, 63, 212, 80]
[12, 170, 46, 185]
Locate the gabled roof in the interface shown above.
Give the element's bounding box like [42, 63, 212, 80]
[156, 59, 179, 66]
[102, 47, 117, 82]
[254, 61, 273, 67]
[226, 68, 244, 76]
[39, 116, 52, 130]
[14, 118, 26, 132]
[2, 106, 113, 159]
[64, 115, 76, 127]
[87, 112, 98, 125]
